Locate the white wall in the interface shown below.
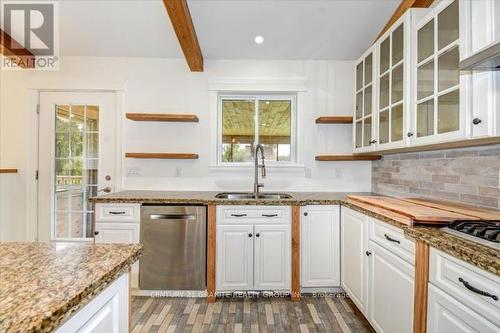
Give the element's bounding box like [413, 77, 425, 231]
[0, 56, 372, 241]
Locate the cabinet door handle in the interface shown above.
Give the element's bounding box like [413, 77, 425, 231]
[369, 140, 377, 145]
[472, 118, 482, 125]
[407, 132, 414, 137]
[255, 233, 260, 237]
[458, 277, 498, 301]
[108, 211, 126, 215]
[365, 251, 372, 256]
[262, 214, 278, 217]
[231, 213, 247, 217]
[303, 212, 308, 216]
[384, 233, 400, 244]
[94, 231, 99, 235]
[248, 233, 253, 238]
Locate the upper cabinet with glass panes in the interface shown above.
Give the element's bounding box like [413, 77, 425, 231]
[411, 0, 466, 145]
[353, 47, 376, 153]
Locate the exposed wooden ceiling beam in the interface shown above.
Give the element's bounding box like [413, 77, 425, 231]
[163, 0, 203, 72]
[0, 28, 35, 69]
[375, 0, 434, 42]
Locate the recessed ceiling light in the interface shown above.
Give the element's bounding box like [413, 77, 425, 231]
[254, 35, 264, 44]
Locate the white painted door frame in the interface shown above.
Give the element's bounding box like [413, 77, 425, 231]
[26, 88, 124, 242]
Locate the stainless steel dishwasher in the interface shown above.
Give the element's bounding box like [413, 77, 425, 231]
[140, 205, 206, 290]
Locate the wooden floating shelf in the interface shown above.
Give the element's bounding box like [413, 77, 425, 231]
[315, 116, 353, 124]
[125, 153, 199, 160]
[0, 168, 18, 173]
[315, 155, 382, 161]
[125, 113, 199, 122]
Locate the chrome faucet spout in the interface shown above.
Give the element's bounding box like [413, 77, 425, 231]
[254, 144, 266, 196]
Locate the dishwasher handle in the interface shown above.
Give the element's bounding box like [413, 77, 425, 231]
[148, 213, 197, 220]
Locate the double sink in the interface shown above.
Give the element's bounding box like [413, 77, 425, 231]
[215, 192, 293, 200]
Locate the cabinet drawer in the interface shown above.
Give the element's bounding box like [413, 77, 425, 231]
[430, 248, 500, 327]
[96, 203, 140, 222]
[369, 218, 414, 264]
[217, 206, 290, 224]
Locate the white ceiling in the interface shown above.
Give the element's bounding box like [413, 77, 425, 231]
[59, 0, 400, 60]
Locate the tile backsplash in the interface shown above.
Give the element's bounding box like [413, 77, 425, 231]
[372, 144, 500, 209]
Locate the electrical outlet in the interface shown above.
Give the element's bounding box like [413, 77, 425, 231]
[126, 167, 140, 176]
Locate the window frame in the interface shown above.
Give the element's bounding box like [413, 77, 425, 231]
[217, 93, 298, 166]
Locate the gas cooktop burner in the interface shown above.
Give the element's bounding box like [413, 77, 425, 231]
[442, 220, 500, 250]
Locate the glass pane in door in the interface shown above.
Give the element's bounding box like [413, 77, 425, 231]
[365, 54, 373, 85]
[417, 60, 434, 100]
[392, 24, 404, 65]
[418, 20, 434, 62]
[391, 104, 404, 142]
[379, 110, 389, 144]
[380, 37, 390, 74]
[355, 120, 362, 148]
[54, 105, 99, 239]
[356, 62, 363, 91]
[379, 73, 390, 109]
[438, 0, 459, 50]
[417, 99, 434, 137]
[391, 64, 404, 104]
[364, 85, 372, 116]
[221, 99, 255, 162]
[438, 90, 459, 134]
[356, 91, 363, 119]
[438, 46, 459, 92]
[363, 117, 372, 147]
[258, 100, 292, 161]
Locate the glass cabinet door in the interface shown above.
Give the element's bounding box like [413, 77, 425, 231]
[414, 0, 461, 140]
[377, 22, 405, 146]
[354, 51, 374, 150]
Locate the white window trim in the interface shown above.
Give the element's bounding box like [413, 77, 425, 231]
[216, 94, 298, 166]
[208, 77, 308, 169]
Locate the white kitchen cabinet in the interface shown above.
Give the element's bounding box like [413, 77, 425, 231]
[427, 284, 500, 333]
[301, 205, 340, 288]
[216, 206, 291, 292]
[354, 47, 377, 153]
[411, 0, 468, 145]
[341, 207, 370, 314]
[254, 224, 291, 290]
[216, 224, 254, 291]
[55, 272, 129, 333]
[368, 240, 414, 333]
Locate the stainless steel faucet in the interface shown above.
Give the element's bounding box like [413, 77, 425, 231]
[254, 144, 266, 196]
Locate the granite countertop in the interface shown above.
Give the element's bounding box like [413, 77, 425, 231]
[0, 242, 142, 333]
[89, 190, 375, 205]
[90, 190, 500, 277]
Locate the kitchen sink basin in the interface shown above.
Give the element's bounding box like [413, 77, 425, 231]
[215, 192, 293, 200]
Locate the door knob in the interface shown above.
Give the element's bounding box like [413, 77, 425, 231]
[98, 187, 112, 193]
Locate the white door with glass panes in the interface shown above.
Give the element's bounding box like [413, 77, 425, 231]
[354, 47, 377, 153]
[375, 13, 412, 150]
[38, 92, 119, 242]
[411, 0, 466, 145]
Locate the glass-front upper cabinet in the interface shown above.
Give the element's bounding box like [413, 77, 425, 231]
[354, 47, 376, 152]
[411, 0, 465, 144]
[375, 13, 412, 150]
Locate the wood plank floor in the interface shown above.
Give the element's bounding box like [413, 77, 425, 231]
[131, 295, 375, 333]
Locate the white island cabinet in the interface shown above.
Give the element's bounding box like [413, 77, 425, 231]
[56, 273, 129, 333]
[216, 206, 291, 292]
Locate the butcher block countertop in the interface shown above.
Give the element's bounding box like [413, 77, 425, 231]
[0, 242, 142, 333]
[90, 190, 500, 277]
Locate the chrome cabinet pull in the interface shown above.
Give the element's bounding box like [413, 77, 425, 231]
[231, 213, 247, 217]
[109, 211, 126, 215]
[458, 277, 498, 301]
[262, 214, 278, 217]
[384, 233, 400, 244]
